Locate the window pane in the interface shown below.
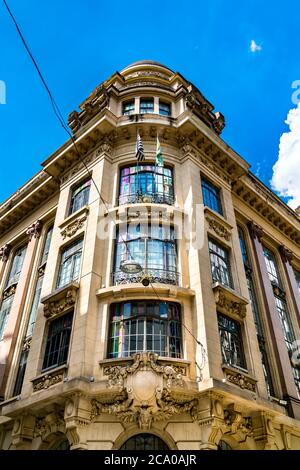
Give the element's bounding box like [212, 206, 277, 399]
[209, 239, 232, 288]
[218, 313, 246, 369]
[69, 180, 91, 215]
[0, 295, 14, 340]
[263, 247, 281, 286]
[108, 301, 182, 358]
[41, 226, 54, 266]
[159, 102, 171, 116]
[140, 98, 154, 114]
[43, 312, 73, 370]
[6, 246, 27, 288]
[26, 275, 44, 338]
[57, 239, 83, 289]
[201, 177, 222, 215]
[122, 100, 135, 115]
[13, 349, 29, 396]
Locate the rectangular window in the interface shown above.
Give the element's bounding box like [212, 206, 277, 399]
[13, 349, 29, 396]
[201, 177, 223, 215]
[159, 101, 171, 116]
[57, 239, 83, 289]
[122, 100, 135, 115]
[40, 225, 54, 266]
[42, 312, 73, 370]
[208, 239, 233, 288]
[140, 98, 154, 114]
[6, 245, 27, 288]
[263, 247, 281, 286]
[0, 295, 14, 340]
[26, 275, 44, 338]
[218, 313, 246, 369]
[69, 180, 91, 215]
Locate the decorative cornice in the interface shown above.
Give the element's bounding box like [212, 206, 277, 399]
[0, 244, 11, 262]
[26, 220, 43, 240]
[61, 214, 88, 239]
[206, 215, 231, 241]
[103, 352, 185, 390]
[213, 283, 248, 320]
[223, 366, 257, 393]
[41, 283, 79, 319]
[247, 221, 264, 242]
[31, 366, 67, 392]
[279, 245, 293, 265]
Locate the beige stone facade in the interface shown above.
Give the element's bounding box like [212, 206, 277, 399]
[0, 60, 300, 450]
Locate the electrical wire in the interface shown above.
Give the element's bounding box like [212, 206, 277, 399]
[4, 1, 206, 363]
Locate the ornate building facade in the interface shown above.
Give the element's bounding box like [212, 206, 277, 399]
[0, 61, 300, 450]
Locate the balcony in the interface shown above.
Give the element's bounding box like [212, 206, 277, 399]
[112, 267, 180, 286]
[118, 190, 174, 206]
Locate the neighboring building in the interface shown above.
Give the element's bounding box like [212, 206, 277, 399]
[0, 60, 300, 450]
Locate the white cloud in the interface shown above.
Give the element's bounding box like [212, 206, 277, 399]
[271, 103, 300, 210]
[250, 40, 262, 53]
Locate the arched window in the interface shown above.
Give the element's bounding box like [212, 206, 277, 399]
[120, 434, 169, 450]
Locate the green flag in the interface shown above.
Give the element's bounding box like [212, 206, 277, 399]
[156, 136, 164, 166]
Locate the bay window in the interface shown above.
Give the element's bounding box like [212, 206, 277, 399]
[108, 301, 182, 359]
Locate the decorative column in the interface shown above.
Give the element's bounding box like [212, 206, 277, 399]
[0, 221, 42, 397]
[247, 222, 300, 419]
[279, 245, 300, 328]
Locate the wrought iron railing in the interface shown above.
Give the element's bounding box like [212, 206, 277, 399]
[118, 191, 174, 206]
[112, 268, 180, 286]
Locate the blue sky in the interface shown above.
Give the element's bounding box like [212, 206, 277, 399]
[0, 0, 299, 205]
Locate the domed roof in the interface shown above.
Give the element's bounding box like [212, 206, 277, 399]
[121, 60, 174, 73]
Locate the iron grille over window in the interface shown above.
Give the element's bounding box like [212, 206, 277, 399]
[218, 313, 246, 369]
[113, 224, 178, 285]
[140, 98, 154, 114]
[159, 101, 171, 116]
[57, 239, 83, 289]
[208, 239, 233, 288]
[69, 180, 91, 215]
[201, 177, 223, 215]
[42, 312, 73, 370]
[108, 301, 182, 359]
[119, 165, 174, 206]
[122, 100, 135, 115]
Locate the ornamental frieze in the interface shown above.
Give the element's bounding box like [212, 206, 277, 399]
[222, 366, 256, 393]
[42, 283, 79, 319]
[61, 214, 88, 239]
[32, 367, 67, 392]
[206, 215, 231, 241]
[213, 284, 248, 320]
[103, 352, 185, 390]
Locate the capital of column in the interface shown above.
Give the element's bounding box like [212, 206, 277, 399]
[279, 245, 293, 265]
[26, 220, 43, 240]
[247, 221, 264, 242]
[0, 244, 12, 262]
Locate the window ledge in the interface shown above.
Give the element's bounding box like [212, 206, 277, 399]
[222, 364, 257, 393]
[106, 204, 184, 221]
[41, 282, 79, 319]
[99, 356, 191, 369]
[31, 364, 68, 392]
[212, 282, 248, 321]
[96, 284, 195, 300]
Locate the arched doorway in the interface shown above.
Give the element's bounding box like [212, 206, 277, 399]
[120, 434, 169, 450]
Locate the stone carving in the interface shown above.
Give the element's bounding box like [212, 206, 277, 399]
[61, 214, 88, 239]
[3, 284, 16, 299]
[43, 285, 78, 319]
[0, 244, 11, 262]
[279, 245, 293, 265]
[104, 352, 185, 390]
[224, 405, 253, 437]
[247, 221, 264, 242]
[26, 220, 43, 240]
[68, 85, 109, 133]
[23, 336, 32, 352]
[32, 368, 65, 392]
[223, 367, 256, 393]
[90, 386, 197, 430]
[34, 410, 65, 438]
[214, 285, 247, 319]
[126, 71, 170, 80]
[206, 216, 231, 241]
